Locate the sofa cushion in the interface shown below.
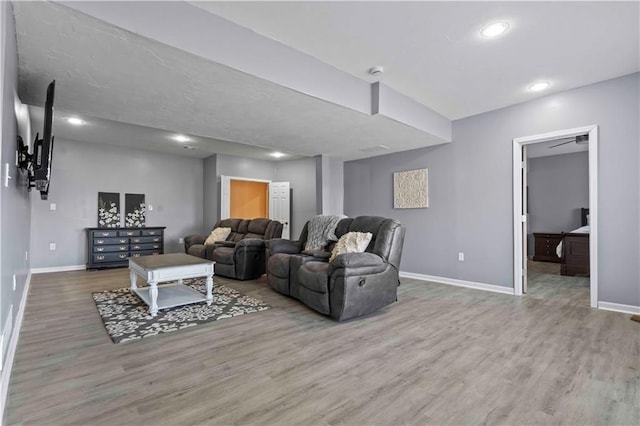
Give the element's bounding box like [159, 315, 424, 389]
[204, 227, 231, 245]
[329, 231, 373, 262]
[212, 247, 235, 265]
[298, 261, 331, 293]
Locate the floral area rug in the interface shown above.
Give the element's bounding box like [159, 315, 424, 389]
[92, 278, 269, 343]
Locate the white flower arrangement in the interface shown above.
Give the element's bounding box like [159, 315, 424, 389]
[98, 201, 121, 228]
[125, 202, 146, 228]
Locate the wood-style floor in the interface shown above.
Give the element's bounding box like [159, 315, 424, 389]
[6, 268, 639, 425]
[526, 260, 590, 307]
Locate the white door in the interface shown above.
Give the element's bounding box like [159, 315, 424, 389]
[522, 145, 528, 294]
[269, 182, 291, 239]
[220, 175, 231, 219]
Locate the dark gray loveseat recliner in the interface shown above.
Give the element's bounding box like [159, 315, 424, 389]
[185, 218, 283, 280]
[266, 216, 405, 321]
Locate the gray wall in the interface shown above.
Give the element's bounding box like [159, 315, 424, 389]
[527, 152, 589, 253]
[202, 153, 317, 238]
[275, 157, 316, 238]
[316, 155, 344, 216]
[29, 139, 204, 268]
[345, 73, 640, 307]
[0, 1, 31, 366]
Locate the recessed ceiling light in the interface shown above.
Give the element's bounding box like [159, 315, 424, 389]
[173, 134, 190, 143]
[529, 81, 551, 92]
[480, 22, 510, 38]
[270, 152, 285, 158]
[67, 117, 85, 126]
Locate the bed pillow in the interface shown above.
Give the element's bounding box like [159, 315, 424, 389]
[204, 227, 231, 245]
[329, 231, 373, 262]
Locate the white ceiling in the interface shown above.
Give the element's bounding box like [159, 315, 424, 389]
[193, 1, 640, 119]
[12, 1, 639, 161]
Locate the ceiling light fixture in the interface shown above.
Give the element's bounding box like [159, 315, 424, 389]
[480, 22, 510, 38]
[369, 66, 384, 77]
[173, 134, 190, 142]
[67, 117, 85, 126]
[528, 81, 551, 92]
[270, 152, 285, 158]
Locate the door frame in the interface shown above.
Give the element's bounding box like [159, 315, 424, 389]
[512, 125, 598, 308]
[220, 175, 271, 220]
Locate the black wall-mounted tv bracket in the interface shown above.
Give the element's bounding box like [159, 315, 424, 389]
[17, 135, 36, 191]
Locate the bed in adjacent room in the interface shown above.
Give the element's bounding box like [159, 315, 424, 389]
[555, 208, 590, 276]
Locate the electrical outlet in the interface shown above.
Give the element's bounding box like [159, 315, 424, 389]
[148, 204, 154, 211]
[458, 252, 464, 261]
[178, 237, 184, 244]
[50, 203, 56, 211]
[49, 242, 57, 251]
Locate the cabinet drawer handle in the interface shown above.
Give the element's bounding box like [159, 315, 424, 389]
[132, 253, 141, 257]
[148, 231, 156, 235]
[96, 255, 105, 260]
[153, 244, 160, 249]
[96, 247, 104, 252]
[119, 246, 127, 251]
[101, 232, 110, 236]
[126, 232, 134, 236]
[133, 245, 141, 250]
[153, 238, 160, 242]
[119, 239, 127, 243]
[96, 239, 104, 244]
[119, 254, 127, 259]
[133, 238, 140, 243]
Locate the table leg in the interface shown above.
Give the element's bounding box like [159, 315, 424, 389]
[130, 269, 137, 290]
[149, 281, 159, 317]
[205, 274, 213, 306]
[177, 278, 183, 286]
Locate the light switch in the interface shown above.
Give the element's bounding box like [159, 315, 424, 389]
[49, 242, 56, 251]
[50, 203, 57, 211]
[148, 204, 154, 211]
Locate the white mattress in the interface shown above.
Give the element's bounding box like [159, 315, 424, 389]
[556, 225, 590, 258]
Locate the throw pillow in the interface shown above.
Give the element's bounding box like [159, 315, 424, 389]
[204, 227, 231, 245]
[329, 231, 373, 262]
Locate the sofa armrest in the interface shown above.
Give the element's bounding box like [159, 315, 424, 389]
[302, 249, 331, 260]
[184, 234, 205, 251]
[236, 238, 265, 249]
[267, 239, 303, 255]
[216, 240, 236, 248]
[330, 252, 384, 269]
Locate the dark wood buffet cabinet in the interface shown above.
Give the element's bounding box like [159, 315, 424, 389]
[86, 227, 166, 269]
[532, 232, 563, 263]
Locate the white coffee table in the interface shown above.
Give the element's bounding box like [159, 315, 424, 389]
[129, 253, 215, 317]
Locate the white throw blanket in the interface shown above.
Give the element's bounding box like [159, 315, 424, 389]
[305, 215, 347, 251]
[556, 225, 590, 257]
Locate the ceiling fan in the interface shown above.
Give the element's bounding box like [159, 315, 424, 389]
[548, 134, 589, 149]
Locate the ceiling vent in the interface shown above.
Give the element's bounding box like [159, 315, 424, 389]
[360, 145, 390, 153]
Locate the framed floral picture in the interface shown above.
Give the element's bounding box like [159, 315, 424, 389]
[97, 192, 121, 228]
[125, 193, 146, 227]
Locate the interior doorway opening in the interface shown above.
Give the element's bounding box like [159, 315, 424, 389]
[513, 125, 598, 308]
[220, 176, 291, 239]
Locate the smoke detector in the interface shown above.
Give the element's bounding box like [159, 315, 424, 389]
[369, 66, 384, 77]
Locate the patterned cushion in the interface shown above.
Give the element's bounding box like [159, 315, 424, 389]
[329, 232, 373, 262]
[205, 227, 231, 245]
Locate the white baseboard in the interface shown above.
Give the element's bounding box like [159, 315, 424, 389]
[598, 301, 640, 315]
[400, 271, 515, 295]
[30, 265, 86, 274]
[0, 271, 31, 422]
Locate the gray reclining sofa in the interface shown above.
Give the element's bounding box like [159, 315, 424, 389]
[266, 216, 405, 321]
